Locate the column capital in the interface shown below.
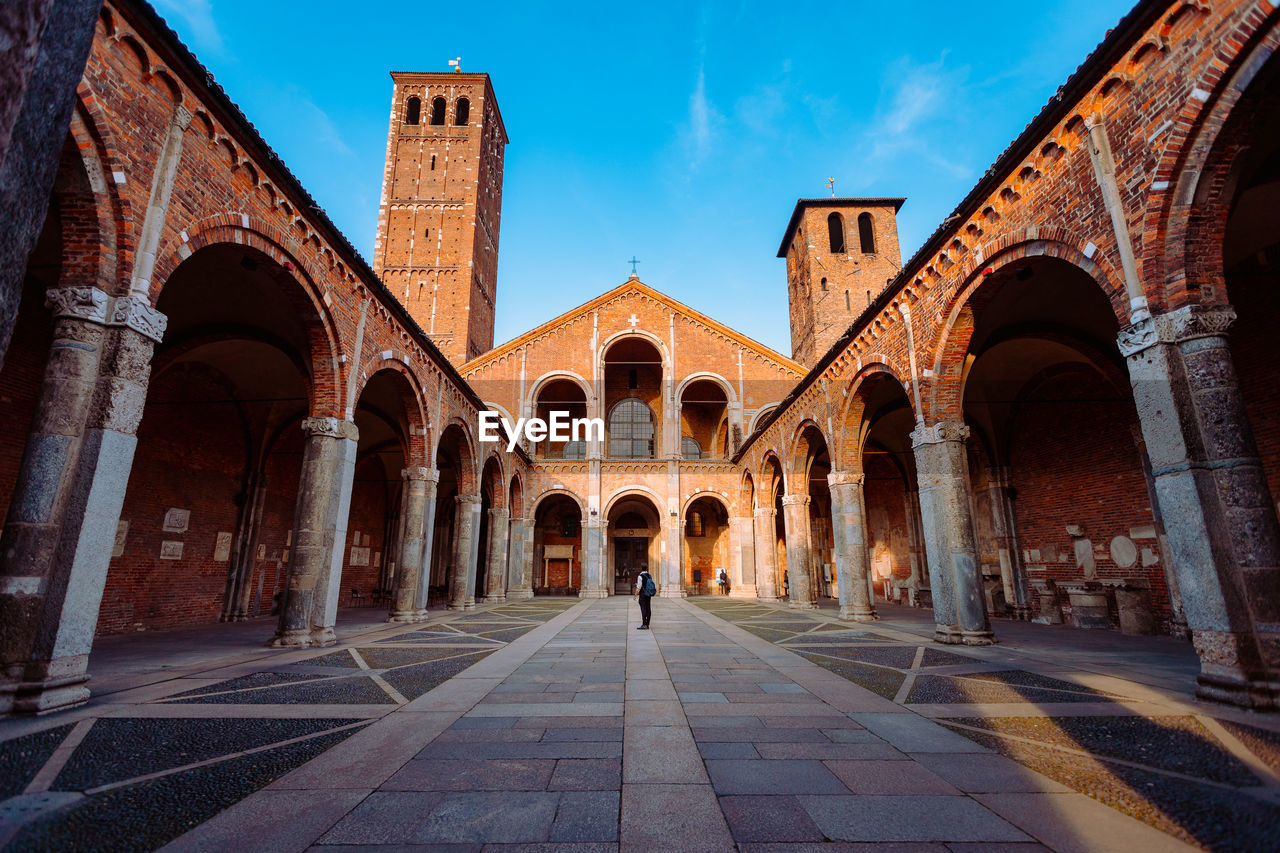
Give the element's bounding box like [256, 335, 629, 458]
[302, 416, 359, 441]
[753, 506, 776, 518]
[46, 286, 110, 324]
[488, 506, 509, 519]
[827, 470, 865, 487]
[456, 494, 481, 507]
[780, 494, 810, 508]
[109, 295, 168, 342]
[401, 466, 431, 481]
[910, 419, 970, 448]
[1117, 304, 1237, 357]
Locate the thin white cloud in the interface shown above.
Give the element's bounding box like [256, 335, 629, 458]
[153, 0, 225, 57]
[682, 66, 724, 170]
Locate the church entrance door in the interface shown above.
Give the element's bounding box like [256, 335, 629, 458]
[615, 537, 648, 595]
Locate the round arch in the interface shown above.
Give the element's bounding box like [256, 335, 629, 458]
[602, 485, 665, 519]
[675, 371, 738, 405]
[527, 370, 595, 411]
[598, 329, 672, 372]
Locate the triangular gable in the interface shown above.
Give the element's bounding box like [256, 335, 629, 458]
[462, 278, 804, 375]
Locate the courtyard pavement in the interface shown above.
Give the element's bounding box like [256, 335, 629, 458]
[2, 596, 1279, 851]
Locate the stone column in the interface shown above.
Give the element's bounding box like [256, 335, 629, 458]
[449, 495, 481, 610]
[483, 506, 510, 603]
[271, 417, 358, 648]
[389, 467, 433, 621]
[780, 494, 816, 609]
[222, 475, 266, 622]
[411, 472, 439, 617]
[753, 507, 779, 600]
[0, 290, 164, 714]
[507, 516, 531, 600]
[1121, 305, 1280, 709]
[986, 466, 1031, 620]
[580, 514, 608, 598]
[729, 516, 757, 598]
[829, 471, 877, 621]
[660, 512, 683, 597]
[911, 420, 993, 645]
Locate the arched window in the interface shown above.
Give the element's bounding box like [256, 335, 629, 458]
[561, 440, 586, 459]
[828, 212, 846, 253]
[687, 511, 704, 537]
[608, 399, 655, 459]
[681, 436, 702, 460]
[858, 212, 876, 253]
[404, 96, 421, 125]
[430, 97, 446, 125]
[455, 97, 470, 126]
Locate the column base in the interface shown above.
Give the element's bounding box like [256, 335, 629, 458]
[960, 629, 997, 646]
[310, 627, 337, 647]
[934, 625, 963, 644]
[788, 599, 818, 610]
[270, 628, 315, 648]
[839, 605, 879, 622]
[578, 586, 609, 599]
[507, 588, 534, 601]
[386, 610, 424, 623]
[728, 585, 758, 599]
[1196, 668, 1280, 711]
[658, 588, 686, 598]
[3, 671, 91, 715]
[482, 594, 507, 604]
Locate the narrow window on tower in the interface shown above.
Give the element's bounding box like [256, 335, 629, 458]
[430, 97, 446, 125]
[845, 290, 851, 311]
[858, 212, 876, 254]
[827, 212, 846, 253]
[404, 96, 421, 125]
[455, 97, 470, 126]
[820, 277, 828, 292]
[430, 154, 436, 170]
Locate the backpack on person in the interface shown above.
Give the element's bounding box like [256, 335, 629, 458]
[642, 574, 656, 596]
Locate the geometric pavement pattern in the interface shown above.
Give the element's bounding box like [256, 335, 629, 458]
[0, 600, 576, 851]
[692, 598, 1280, 851]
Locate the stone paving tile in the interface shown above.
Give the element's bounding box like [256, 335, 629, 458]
[549, 791, 620, 842]
[384, 758, 556, 791]
[549, 759, 621, 791]
[719, 795, 826, 843]
[798, 794, 1031, 842]
[705, 759, 851, 795]
[823, 759, 961, 794]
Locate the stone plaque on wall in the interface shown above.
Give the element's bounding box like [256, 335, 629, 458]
[256, 544, 266, 560]
[163, 508, 190, 533]
[160, 540, 184, 560]
[112, 520, 129, 558]
[213, 532, 232, 562]
[350, 546, 370, 566]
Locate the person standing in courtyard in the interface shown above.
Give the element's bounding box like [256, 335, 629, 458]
[635, 565, 655, 629]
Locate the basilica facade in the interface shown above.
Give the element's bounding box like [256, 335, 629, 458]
[1, 0, 1278, 718]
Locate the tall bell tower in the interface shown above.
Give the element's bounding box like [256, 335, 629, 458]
[779, 198, 905, 366]
[373, 70, 508, 365]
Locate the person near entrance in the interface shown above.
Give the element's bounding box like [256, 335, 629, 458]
[635, 564, 655, 629]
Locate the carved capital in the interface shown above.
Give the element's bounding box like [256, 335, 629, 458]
[1118, 305, 1237, 357]
[910, 420, 970, 448]
[489, 506, 509, 519]
[780, 494, 811, 508]
[827, 470, 865, 487]
[753, 506, 775, 519]
[456, 494, 482, 507]
[109, 296, 168, 343]
[302, 416, 359, 442]
[46, 286, 110, 324]
[401, 466, 430, 481]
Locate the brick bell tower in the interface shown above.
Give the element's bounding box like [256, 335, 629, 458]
[779, 198, 905, 366]
[373, 70, 508, 365]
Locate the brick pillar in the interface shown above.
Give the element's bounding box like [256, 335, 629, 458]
[0, 289, 163, 713]
[911, 420, 993, 645]
[729, 516, 757, 598]
[1121, 305, 1280, 709]
[389, 467, 433, 621]
[780, 494, 816, 609]
[987, 466, 1031, 620]
[449, 495, 481, 610]
[483, 506, 509, 603]
[753, 507, 779, 600]
[507, 516, 532, 600]
[829, 471, 877, 622]
[271, 417, 359, 648]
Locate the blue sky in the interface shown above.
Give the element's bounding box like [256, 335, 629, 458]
[154, 0, 1136, 356]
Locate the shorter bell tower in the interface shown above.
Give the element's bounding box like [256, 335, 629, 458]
[778, 198, 905, 366]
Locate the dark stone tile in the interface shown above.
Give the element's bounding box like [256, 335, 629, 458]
[719, 795, 825, 843]
[705, 760, 850, 795]
[549, 759, 621, 791]
[385, 759, 555, 791]
[549, 791, 619, 842]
